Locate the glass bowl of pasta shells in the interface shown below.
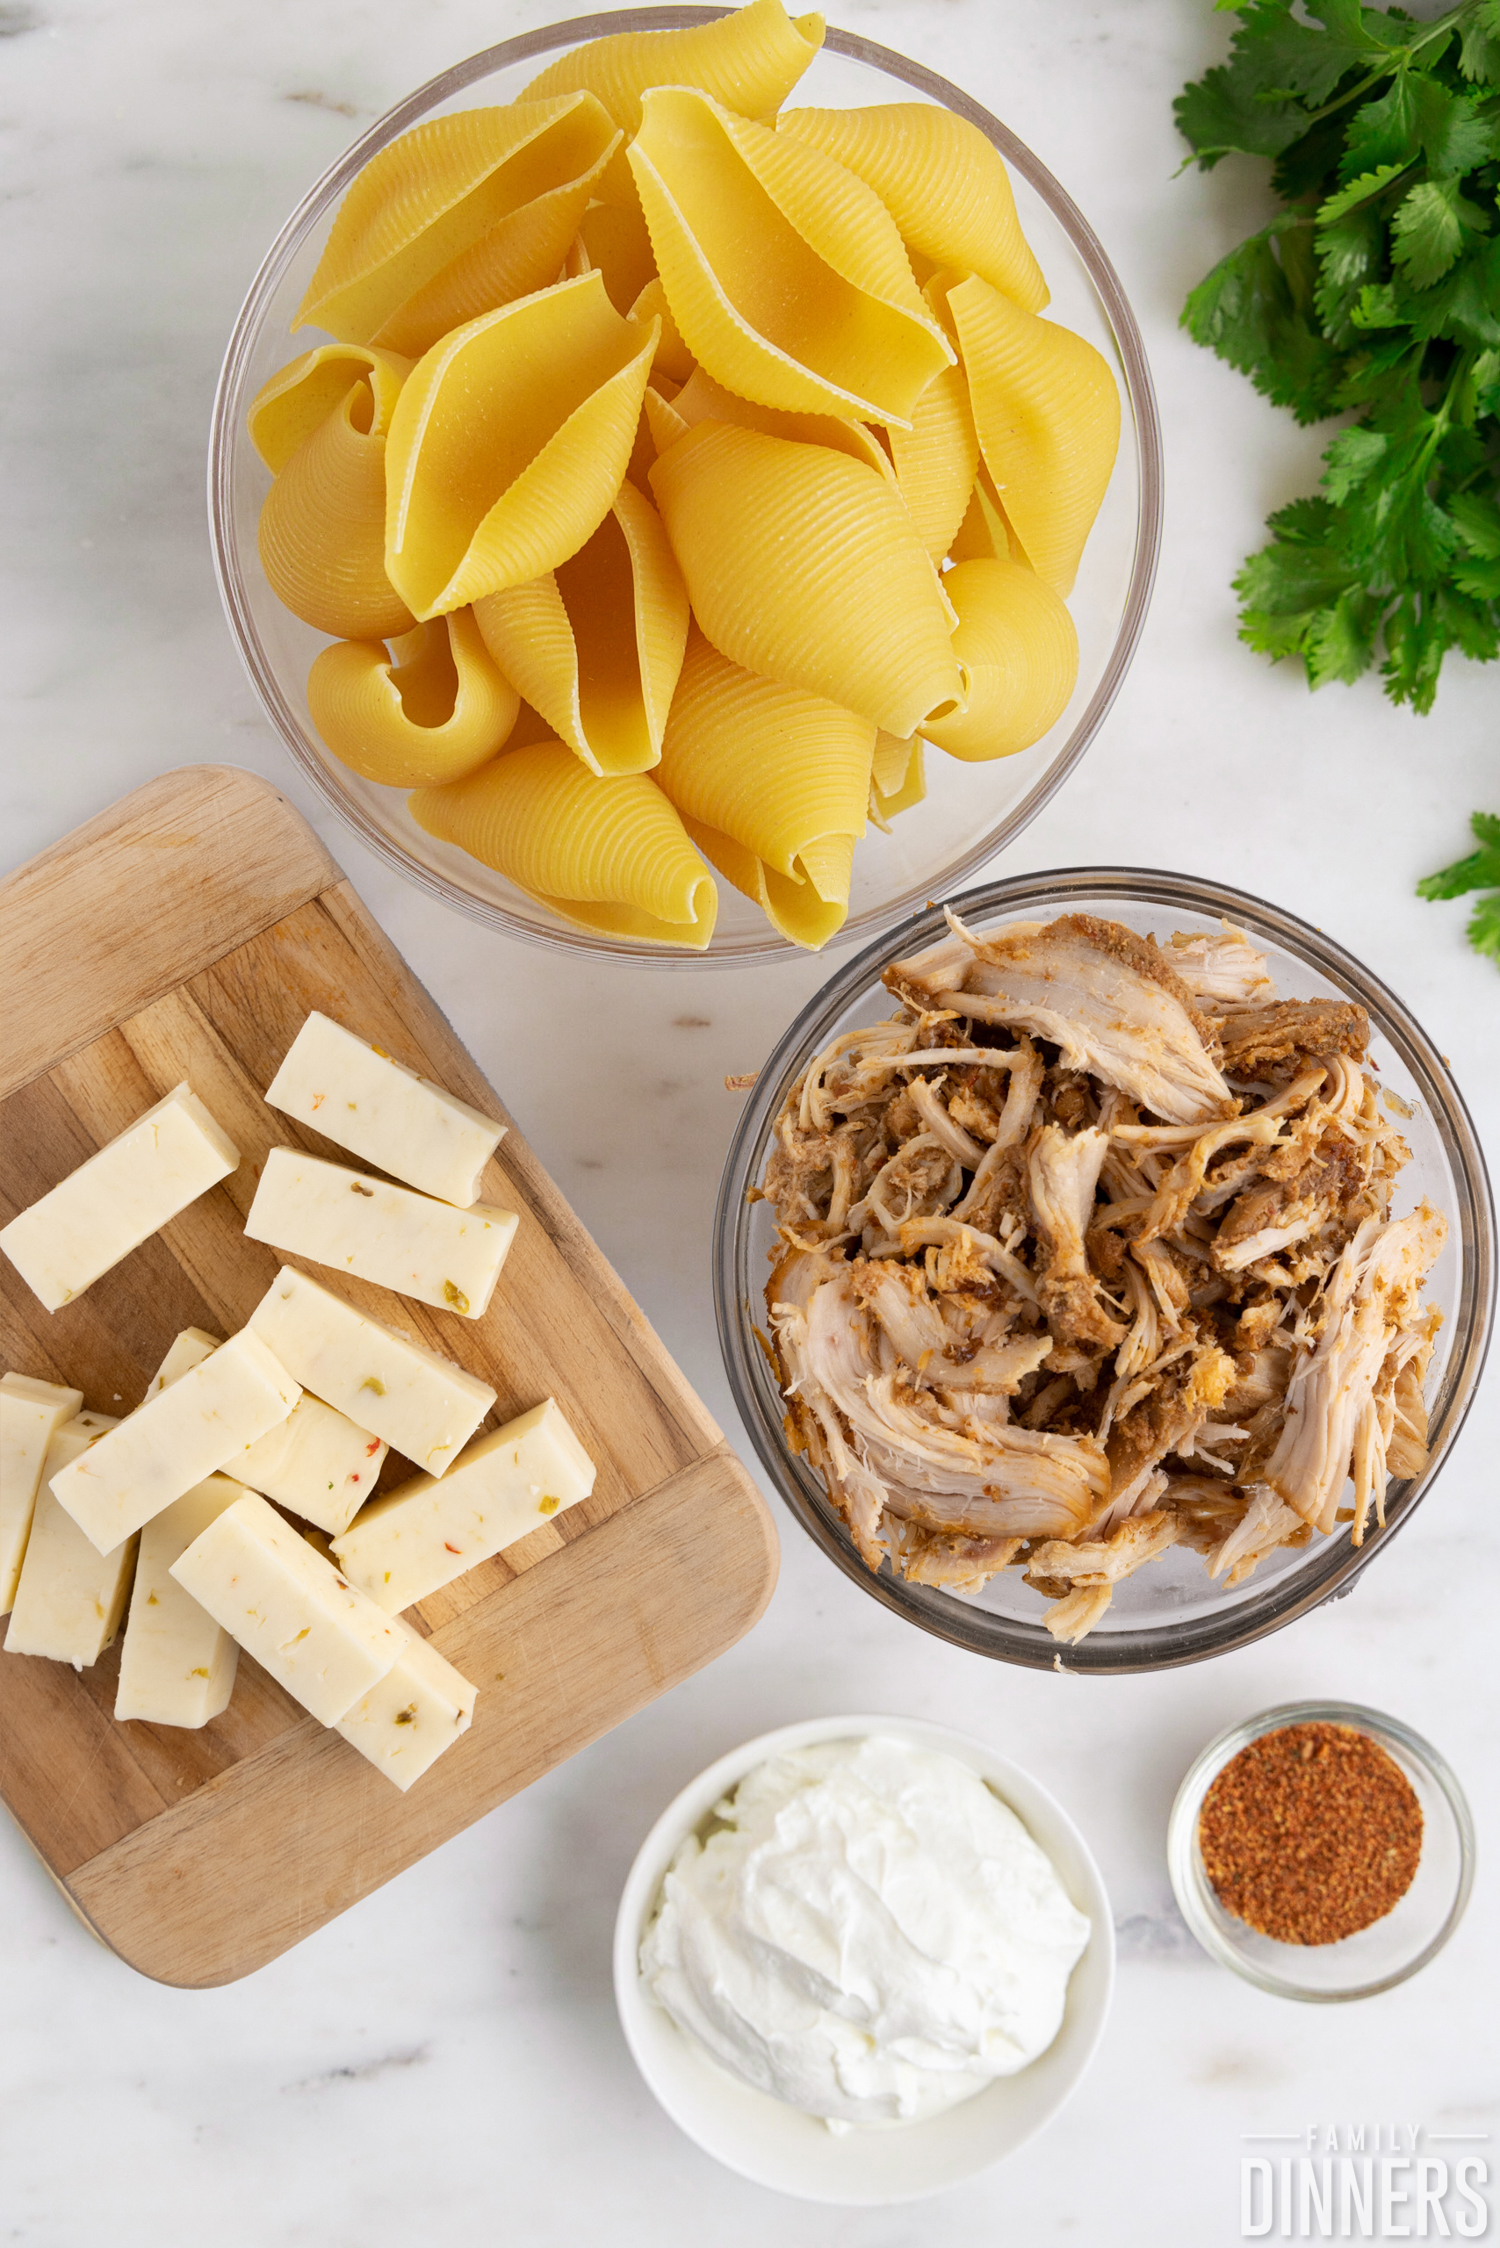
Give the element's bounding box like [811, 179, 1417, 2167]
[210, 2, 1161, 962]
[713, 869, 1494, 1671]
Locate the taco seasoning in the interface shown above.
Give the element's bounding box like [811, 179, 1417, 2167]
[1198, 1721, 1423, 1945]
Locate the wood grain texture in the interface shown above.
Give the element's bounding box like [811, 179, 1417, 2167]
[0, 771, 778, 1983]
[0, 766, 336, 1099]
[66, 1448, 774, 1986]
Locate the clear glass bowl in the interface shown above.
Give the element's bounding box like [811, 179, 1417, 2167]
[208, 9, 1162, 966]
[712, 869, 1495, 1673]
[1166, 1701, 1475, 1999]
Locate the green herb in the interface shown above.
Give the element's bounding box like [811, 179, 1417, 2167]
[1177, 1, 1500, 711]
[1418, 810, 1500, 960]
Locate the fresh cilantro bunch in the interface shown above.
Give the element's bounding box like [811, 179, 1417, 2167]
[1418, 810, 1500, 958]
[1177, 0, 1500, 711]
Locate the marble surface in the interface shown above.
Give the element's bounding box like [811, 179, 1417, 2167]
[2, 0, 1496, 2239]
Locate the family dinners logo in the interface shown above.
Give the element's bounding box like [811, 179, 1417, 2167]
[1240, 2125, 1491, 2238]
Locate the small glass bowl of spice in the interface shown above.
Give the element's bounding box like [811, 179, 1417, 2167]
[1167, 1701, 1474, 2001]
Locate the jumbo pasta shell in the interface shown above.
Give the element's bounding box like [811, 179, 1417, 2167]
[888, 342, 978, 561]
[410, 742, 718, 948]
[682, 817, 853, 950]
[472, 481, 690, 777]
[654, 630, 873, 947]
[522, 0, 824, 138]
[248, 342, 410, 472]
[628, 278, 696, 383]
[650, 420, 964, 738]
[307, 607, 519, 787]
[295, 95, 621, 351]
[778, 104, 1048, 312]
[669, 366, 894, 479]
[919, 557, 1078, 762]
[629, 87, 952, 427]
[384, 268, 658, 619]
[868, 731, 926, 828]
[947, 468, 1025, 564]
[577, 199, 657, 312]
[946, 272, 1119, 596]
[256, 362, 415, 641]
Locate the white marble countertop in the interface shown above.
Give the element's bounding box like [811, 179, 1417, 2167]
[2, 0, 1496, 2239]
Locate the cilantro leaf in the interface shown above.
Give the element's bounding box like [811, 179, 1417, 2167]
[1351, 279, 1411, 327]
[1417, 811, 1500, 894]
[1468, 893, 1500, 959]
[1178, 1, 1500, 715]
[1175, 0, 1382, 163]
[1339, 72, 1420, 177]
[1317, 158, 1414, 223]
[1304, 587, 1381, 681]
[1453, 553, 1500, 596]
[1450, 489, 1500, 554]
[1413, 79, 1500, 175]
[1181, 218, 1345, 417]
[1391, 177, 1491, 288]
[1321, 425, 1389, 498]
[1419, 814, 1500, 967]
[1457, 1, 1500, 83]
[1412, 237, 1500, 351]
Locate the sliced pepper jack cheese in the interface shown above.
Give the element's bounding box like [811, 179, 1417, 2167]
[264, 1011, 507, 1208]
[4, 1413, 137, 1668]
[144, 1327, 220, 1396]
[49, 1328, 301, 1556]
[247, 1266, 495, 1478]
[245, 1148, 519, 1321]
[0, 1372, 84, 1613]
[234, 1396, 388, 1537]
[170, 1490, 404, 1725]
[331, 1398, 595, 1612]
[0, 1084, 239, 1312]
[146, 1325, 387, 1536]
[111, 1332, 248, 1725]
[334, 1625, 477, 1791]
[113, 1475, 246, 1727]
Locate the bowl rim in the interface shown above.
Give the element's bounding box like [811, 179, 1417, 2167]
[712, 864, 1496, 1673]
[611, 1710, 1116, 2203]
[1165, 1698, 1477, 2001]
[206, 5, 1164, 968]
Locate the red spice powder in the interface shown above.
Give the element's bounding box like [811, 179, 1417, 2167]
[1198, 1721, 1422, 1946]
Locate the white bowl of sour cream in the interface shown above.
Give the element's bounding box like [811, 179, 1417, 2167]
[613, 1716, 1114, 2204]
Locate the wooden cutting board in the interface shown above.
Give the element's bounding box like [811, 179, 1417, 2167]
[0, 767, 777, 1987]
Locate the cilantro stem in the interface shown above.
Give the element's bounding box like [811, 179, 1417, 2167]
[1293, 7, 1466, 132]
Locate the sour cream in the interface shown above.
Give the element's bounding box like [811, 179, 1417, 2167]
[639, 1733, 1091, 2127]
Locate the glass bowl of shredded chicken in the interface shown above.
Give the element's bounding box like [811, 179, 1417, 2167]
[714, 871, 1494, 1671]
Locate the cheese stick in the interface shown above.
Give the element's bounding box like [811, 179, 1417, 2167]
[4, 1413, 136, 1667]
[234, 1397, 387, 1537]
[245, 1148, 518, 1320]
[144, 1328, 219, 1396]
[0, 1084, 238, 1312]
[1, 1373, 84, 1613]
[265, 1011, 505, 1206]
[112, 1330, 247, 1725]
[248, 1266, 495, 1478]
[145, 1325, 386, 1536]
[49, 1329, 300, 1555]
[332, 1399, 595, 1612]
[334, 1627, 476, 1791]
[114, 1475, 245, 1726]
[171, 1490, 404, 1724]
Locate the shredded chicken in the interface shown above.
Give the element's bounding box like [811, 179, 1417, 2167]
[886, 910, 1232, 1125]
[758, 910, 1446, 1643]
[1166, 923, 1276, 1009]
